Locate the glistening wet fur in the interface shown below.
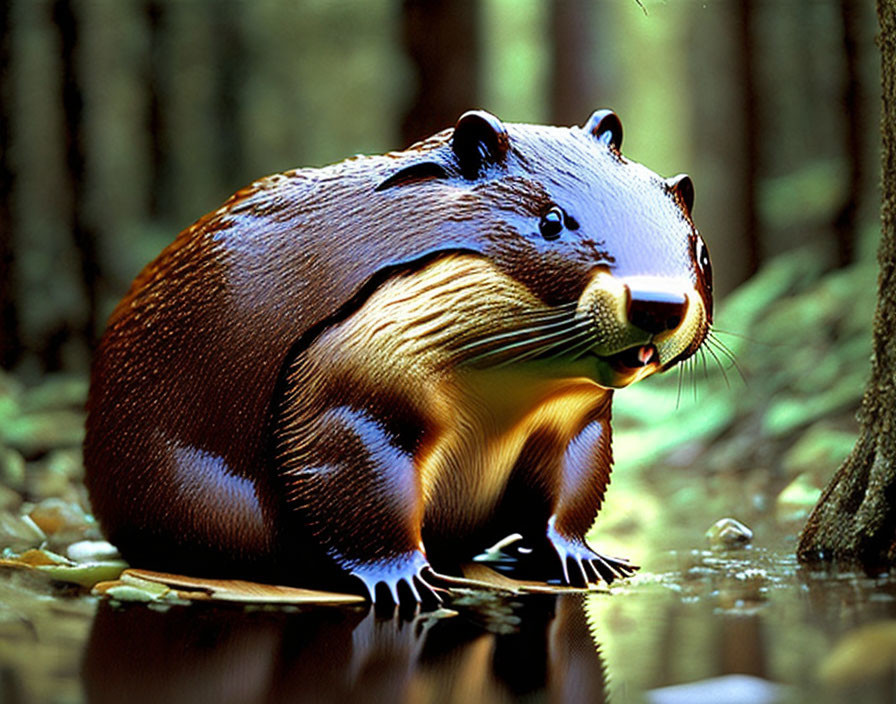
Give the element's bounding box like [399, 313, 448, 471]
[84, 108, 713, 606]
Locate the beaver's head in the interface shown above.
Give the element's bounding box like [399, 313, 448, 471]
[376, 109, 713, 390]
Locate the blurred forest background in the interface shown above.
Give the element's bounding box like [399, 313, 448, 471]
[0, 3, 887, 698]
[0, 0, 886, 547]
[0, 0, 881, 377]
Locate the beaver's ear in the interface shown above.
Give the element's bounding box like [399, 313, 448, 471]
[584, 109, 623, 151]
[452, 110, 510, 179]
[375, 161, 449, 191]
[666, 173, 695, 214]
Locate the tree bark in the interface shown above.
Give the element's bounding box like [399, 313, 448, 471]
[734, 0, 761, 278]
[53, 0, 99, 350]
[833, 0, 866, 268]
[145, 0, 167, 220]
[548, 0, 596, 127]
[212, 0, 245, 193]
[400, 0, 479, 146]
[798, 0, 896, 567]
[0, 0, 20, 369]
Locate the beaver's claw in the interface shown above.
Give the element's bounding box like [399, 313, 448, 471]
[547, 517, 638, 586]
[348, 550, 446, 607]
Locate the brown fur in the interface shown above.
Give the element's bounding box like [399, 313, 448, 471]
[84, 110, 712, 601]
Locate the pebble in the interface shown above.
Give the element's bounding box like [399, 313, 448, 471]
[66, 540, 120, 563]
[28, 498, 90, 540]
[0, 512, 47, 551]
[705, 517, 753, 549]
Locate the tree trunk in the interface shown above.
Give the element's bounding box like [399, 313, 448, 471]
[53, 0, 99, 349]
[734, 0, 761, 278]
[798, 0, 896, 567]
[400, 0, 479, 146]
[833, 0, 866, 268]
[145, 0, 167, 220]
[213, 1, 245, 193]
[0, 0, 20, 369]
[548, 0, 595, 127]
[685, 1, 760, 296]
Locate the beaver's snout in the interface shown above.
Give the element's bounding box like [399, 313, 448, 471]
[576, 270, 708, 388]
[626, 286, 688, 338]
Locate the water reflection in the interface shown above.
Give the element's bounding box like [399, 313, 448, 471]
[82, 594, 607, 704]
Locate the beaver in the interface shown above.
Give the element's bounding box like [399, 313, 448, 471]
[83, 109, 712, 605]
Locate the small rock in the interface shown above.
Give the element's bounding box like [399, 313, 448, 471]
[0, 511, 47, 551]
[705, 518, 753, 549]
[28, 498, 91, 540]
[67, 540, 120, 563]
[28, 449, 84, 500]
[94, 574, 173, 603]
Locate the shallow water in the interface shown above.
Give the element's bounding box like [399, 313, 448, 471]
[4, 535, 896, 703]
[2, 454, 895, 704]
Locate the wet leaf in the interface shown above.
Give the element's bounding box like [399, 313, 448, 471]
[94, 574, 175, 602]
[0, 547, 128, 588]
[114, 569, 366, 605]
[455, 563, 607, 595]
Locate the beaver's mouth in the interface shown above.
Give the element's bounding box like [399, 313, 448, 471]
[587, 343, 660, 389]
[600, 343, 660, 373]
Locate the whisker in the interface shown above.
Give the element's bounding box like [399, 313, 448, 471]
[710, 327, 766, 345]
[569, 331, 607, 361]
[488, 301, 580, 326]
[540, 327, 597, 362]
[706, 333, 747, 383]
[464, 320, 590, 366]
[692, 357, 698, 402]
[456, 314, 580, 354]
[497, 326, 595, 367]
[675, 359, 683, 409]
[703, 342, 731, 388]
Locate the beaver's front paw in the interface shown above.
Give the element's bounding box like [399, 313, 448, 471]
[347, 550, 444, 607]
[547, 516, 638, 586]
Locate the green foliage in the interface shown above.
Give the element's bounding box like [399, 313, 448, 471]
[613, 245, 873, 478]
[759, 159, 847, 229]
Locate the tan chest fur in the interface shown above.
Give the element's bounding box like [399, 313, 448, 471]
[418, 369, 608, 535]
[306, 254, 610, 534]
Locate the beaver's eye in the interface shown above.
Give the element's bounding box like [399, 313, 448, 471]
[540, 207, 565, 240]
[695, 237, 713, 292]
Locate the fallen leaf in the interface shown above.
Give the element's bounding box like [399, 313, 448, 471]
[118, 569, 365, 605]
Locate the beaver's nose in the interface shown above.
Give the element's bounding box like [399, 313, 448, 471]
[627, 287, 687, 336]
